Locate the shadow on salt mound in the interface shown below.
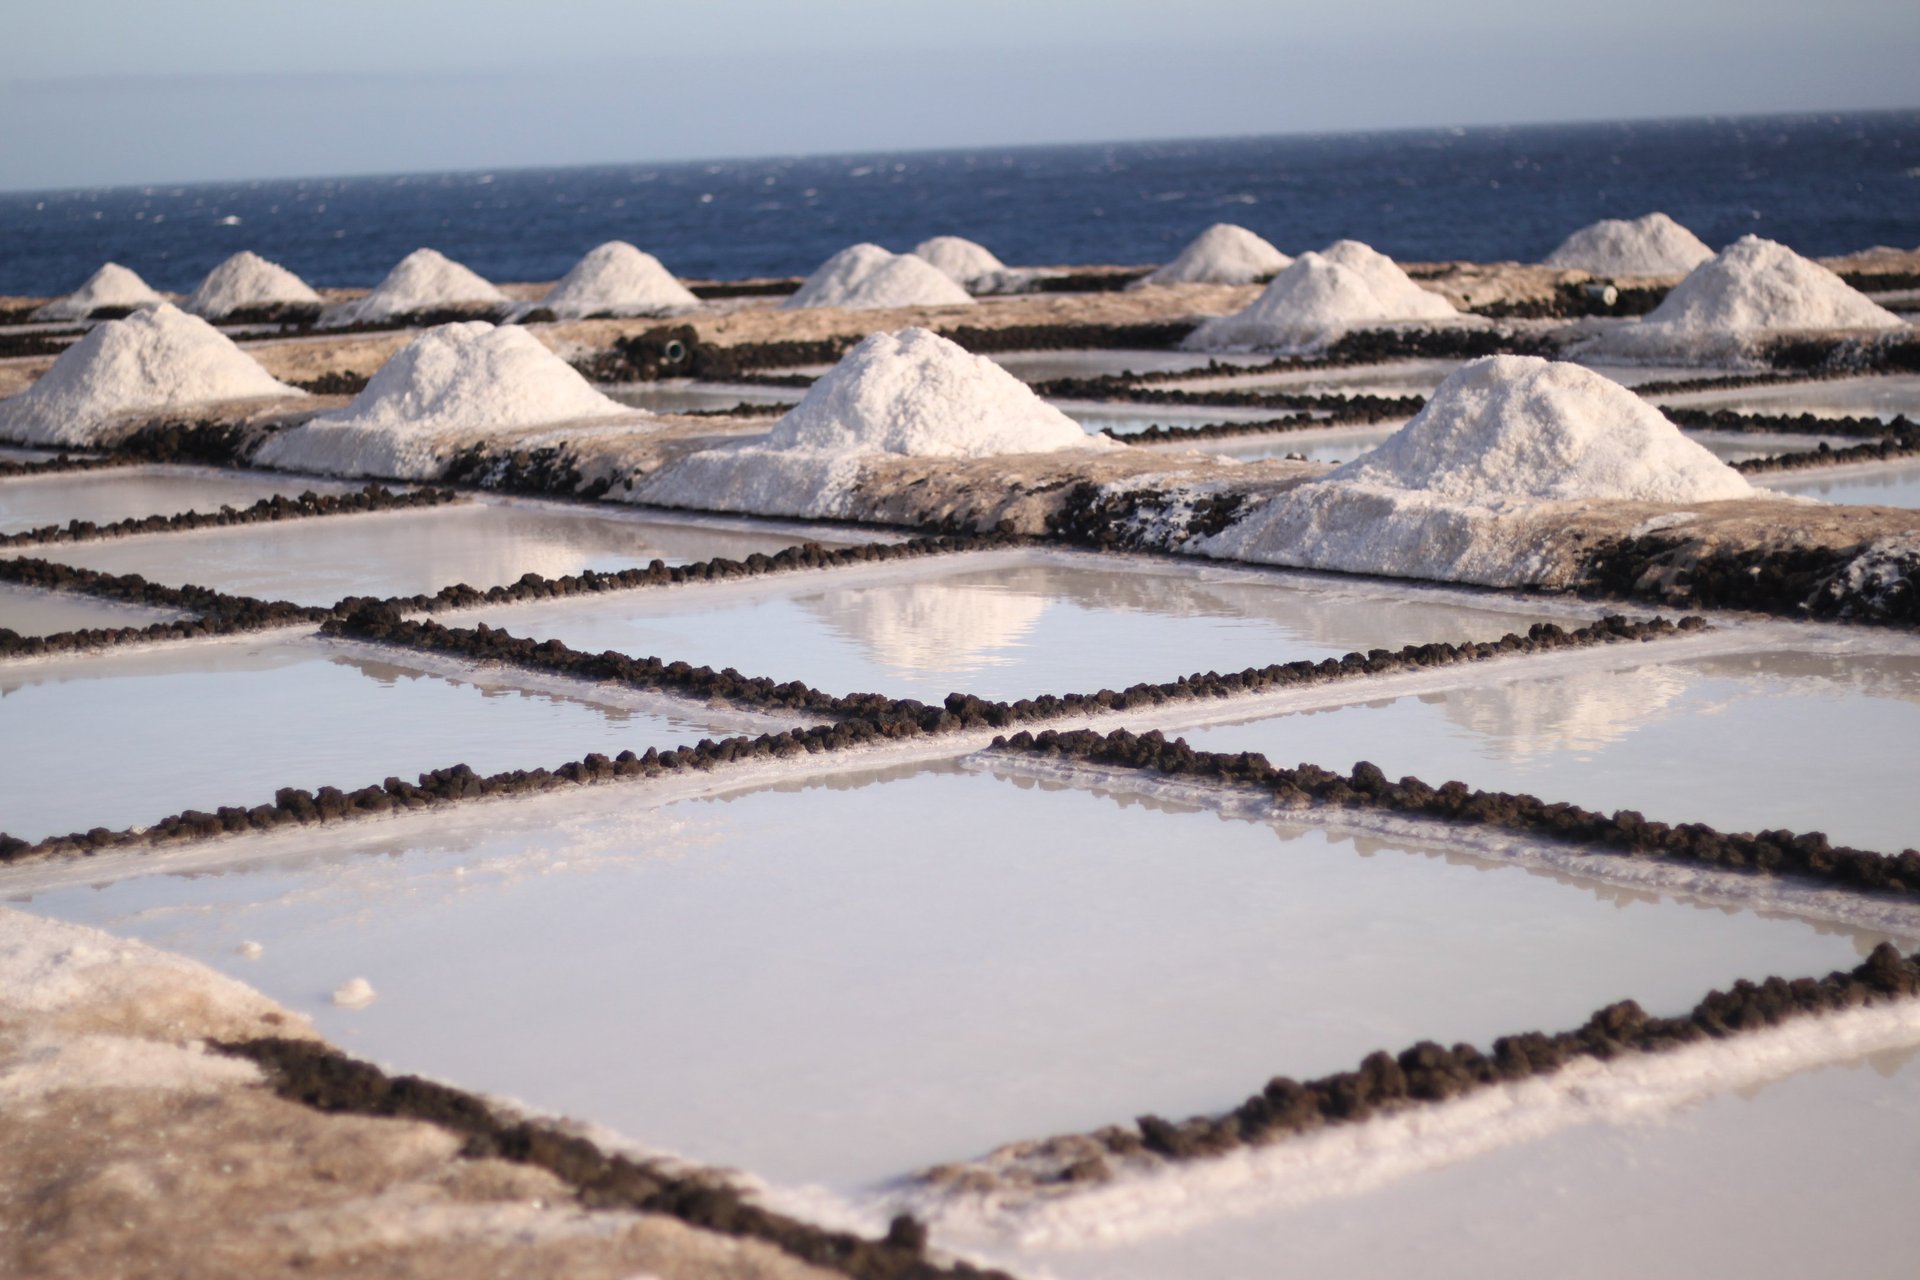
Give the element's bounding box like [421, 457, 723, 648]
[320, 248, 508, 328]
[253, 322, 639, 480]
[537, 241, 699, 319]
[1196, 356, 1757, 588]
[784, 244, 975, 311]
[0, 304, 300, 447]
[1576, 235, 1910, 365]
[30, 263, 165, 322]
[1138, 223, 1292, 287]
[636, 327, 1109, 518]
[1184, 240, 1464, 353]
[1543, 213, 1714, 278]
[185, 251, 322, 321]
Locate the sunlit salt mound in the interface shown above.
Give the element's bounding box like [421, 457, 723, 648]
[185, 251, 323, 320]
[638, 327, 1101, 518]
[1543, 213, 1714, 277]
[912, 236, 1007, 290]
[1140, 223, 1291, 286]
[541, 241, 699, 318]
[321, 248, 508, 327]
[1197, 356, 1753, 587]
[1184, 240, 1459, 352]
[784, 244, 975, 310]
[30, 263, 165, 322]
[253, 322, 633, 479]
[0, 304, 299, 447]
[1581, 236, 1909, 363]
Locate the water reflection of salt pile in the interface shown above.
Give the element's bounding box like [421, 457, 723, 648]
[1434, 664, 1691, 760]
[796, 580, 1048, 676]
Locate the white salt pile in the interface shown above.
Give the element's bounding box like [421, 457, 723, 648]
[540, 241, 699, 318]
[1579, 235, 1909, 363]
[1185, 240, 1461, 352]
[639, 327, 1102, 518]
[0, 304, 300, 447]
[254, 321, 634, 479]
[184, 251, 323, 319]
[1140, 223, 1292, 286]
[321, 248, 508, 327]
[30, 263, 165, 322]
[912, 236, 1008, 290]
[784, 244, 975, 311]
[1196, 355, 1754, 586]
[330, 977, 377, 1009]
[1543, 213, 1715, 277]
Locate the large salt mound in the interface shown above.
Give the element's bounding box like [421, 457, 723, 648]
[253, 322, 633, 479]
[30, 263, 165, 322]
[541, 241, 699, 318]
[1580, 235, 1909, 363]
[0, 304, 300, 447]
[638, 327, 1101, 518]
[321, 248, 507, 327]
[784, 244, 975, 311]
[1197, 355, 1753, 586]
[912, 236, 1007, 290]
[1141, 224, 1292, 286]
[185, 251, 323, 319]
[1185, 240, 1460, 352]
[1543, 213, 1715, 277]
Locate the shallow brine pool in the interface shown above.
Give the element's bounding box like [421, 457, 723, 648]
[1170, 636, 1920, 853]
[1757, 459, 1920, 509]
[0, 464, 362, 536]
[0, 582, 184, 637]
[599, 380, 804, 414]
[1155, 358, 1462, 397]
[0, 633, 779, 842]
[24, 498, 868, 607]
[4, 758, 1890, 1193]
[1657, 374, 1920, 423]
[447, 549, 1563, 703]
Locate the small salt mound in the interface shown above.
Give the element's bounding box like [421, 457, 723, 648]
[254, 322, 634, 479]
[1141, 224, 1291, 286]
[185, 251, 323, 319]
[322, 248, 508, 327]
[639, 327, 1101, 518]
[1580, 235, 1908, 363]
[30, 263, 165, 322]
[784, 244, 974, 311]
[541, 241, 699, 318]
[1543, 213, 1715, 277]
[1185, 240, 1460, 352]
[1198, 355, 1753, 587]
[912, 236, 1007, 289]
[0, 304, 300, 447]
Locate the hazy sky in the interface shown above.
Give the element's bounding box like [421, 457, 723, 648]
[3, 0, 1916, 190]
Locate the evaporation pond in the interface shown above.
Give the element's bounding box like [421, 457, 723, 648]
[0, 583, 183, 637]
[1658, 374, 1920, 422]
[1156, 358, 1460, 396]
[991, 1036, 1920, 1280]
[600, 380, 804, 413]
[6, 758, 1885, 1190]
[448, 549, 1560, 702]
[987, 349, 1270, 382]
[0, 634, 770, 842]
[0, 464, 361, 535]
[26, 499, 863, 606]
[1758, 459, 1920, 509]
[1175, 633, 1920, 852]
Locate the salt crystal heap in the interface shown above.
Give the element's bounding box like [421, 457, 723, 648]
[0, 304, 300, 446]
[784, 244, 974, 311]
[185, 251, 323, 321]
[639, 327, 1102, 518]
[1198, 356, 1754, 587]
[321, 248, 508, 327]
[912, 236, 1007, 291]
[1543, 213, 1715, 277]
[30, 263, 165, 322]
[254, 322, 634, 479]
[540, 241, 699, 318]
[1140, 223, 1291, 286]
[1184, 240, 1461, 352]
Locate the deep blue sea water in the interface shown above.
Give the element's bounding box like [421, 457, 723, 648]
[2, 112, 1916, 297]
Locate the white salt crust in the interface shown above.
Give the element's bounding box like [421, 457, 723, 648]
[30, 263, 166, 322]
[784, 244, 975, 311]
[185, 251, 323, 319]
[321, 248, 508, 327]
[539, 241, 699, 318]
[1140, 224, 1291, 287]
[0, 303, 300, 446]
[1543, 212, 1715, 277]
[1184, 241, 1461, 352]
[913, 236, 1008, 290]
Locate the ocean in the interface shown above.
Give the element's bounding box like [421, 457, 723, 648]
[1, 111, 1916, 298]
